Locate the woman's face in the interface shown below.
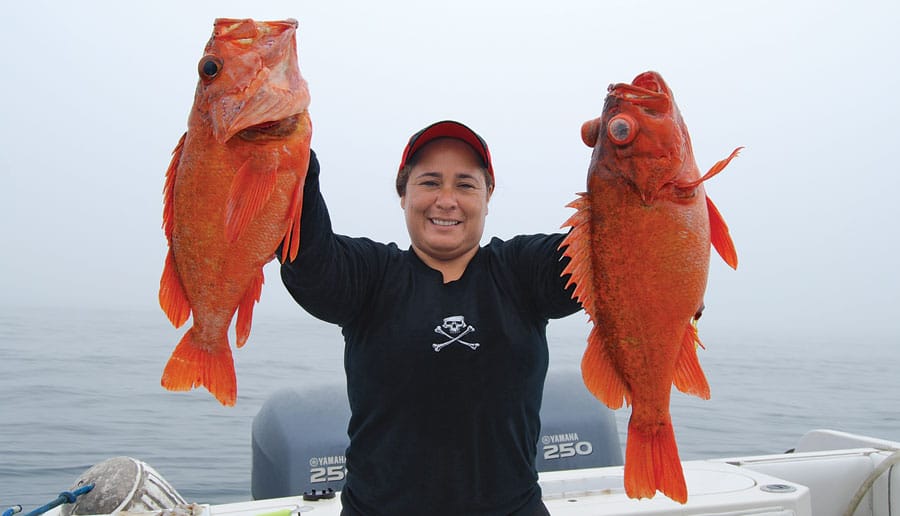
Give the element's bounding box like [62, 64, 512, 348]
[401, 138, 492, 268]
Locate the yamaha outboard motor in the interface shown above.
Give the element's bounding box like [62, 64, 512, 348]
[250, 369, 622, 500]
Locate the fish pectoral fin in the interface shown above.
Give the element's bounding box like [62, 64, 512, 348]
[161, 327, 237, 406]
[677, 146, 743, 189]
[673, 322, 711, 399]
[224, 155, 279, 243]
[235, 269, 264, 348]
[706, 196, 738, 269]
[581, 326, 632, 409]
[674, 146, 741, 270]
[280, 156, 308, 263]
[159, 248, 191, 328]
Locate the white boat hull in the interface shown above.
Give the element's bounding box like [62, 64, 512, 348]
[37, 432, 899, 516]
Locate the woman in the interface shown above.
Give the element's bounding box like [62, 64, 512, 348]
[280, 120, 581, 515]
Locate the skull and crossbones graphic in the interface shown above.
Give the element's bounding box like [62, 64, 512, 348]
[432, 315, 480, 352]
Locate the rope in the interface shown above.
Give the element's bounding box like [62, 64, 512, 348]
[20, 484, 94, 516]
[3, 506, 22, 516]
[843, 449, 900, 516]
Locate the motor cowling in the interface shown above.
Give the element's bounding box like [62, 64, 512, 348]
[250, 370, 623, 500]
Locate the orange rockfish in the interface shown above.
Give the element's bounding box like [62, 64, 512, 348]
[159, 18, 311, 406]
[560, 71, 740, 503]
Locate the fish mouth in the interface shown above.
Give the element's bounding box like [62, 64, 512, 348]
[212, 82, 309, 143]
[607, 71, 672, 112]
[205, 18, 310, 144]
[212, 89, 309, 143]
[236, 114, 303, 141]
[214, 18, 299, 38]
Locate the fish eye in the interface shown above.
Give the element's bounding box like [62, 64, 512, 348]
[198, 56, 223, 80]
[607, 114, 638, 145]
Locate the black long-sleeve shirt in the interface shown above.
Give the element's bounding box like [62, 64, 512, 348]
[280, 151, 581, 515]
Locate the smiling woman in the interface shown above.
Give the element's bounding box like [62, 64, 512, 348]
[278, 119, 583, 515]
[400, 136, 493, 282]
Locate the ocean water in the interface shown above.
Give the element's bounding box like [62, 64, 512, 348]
[1, 305, 898, 509]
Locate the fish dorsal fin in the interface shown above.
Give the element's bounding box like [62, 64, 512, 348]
[706, 196, 738, 269]
[559, 194, 632, 408]
[162, 133, 186, 242]
[224, 154, 279, 243]
[159, 134, 191, 328]
[559, 193, 597, 317]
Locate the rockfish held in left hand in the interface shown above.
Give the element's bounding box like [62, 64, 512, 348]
[159, 18, 312, 406]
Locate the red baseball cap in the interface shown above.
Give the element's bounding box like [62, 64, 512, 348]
[398, 120, 494, 182]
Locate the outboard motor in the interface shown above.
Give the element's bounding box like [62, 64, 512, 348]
[536, 371, 622, 472]
[251, 383, 351, 500]
[251, 369, 622, 500]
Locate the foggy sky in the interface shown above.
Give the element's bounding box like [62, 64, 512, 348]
[2, 0, 898, 340]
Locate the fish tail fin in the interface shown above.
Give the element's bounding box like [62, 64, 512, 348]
[161, 328, 237, 406]
[625, 417, 688, 504]
[707, 196, 738, 269]
[224, 157, 278, 244]
[581, 325, 631, 409]
[235, 269, 265, 348]
[159, 248, 191, 328]
[673, 322, 711, 399]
